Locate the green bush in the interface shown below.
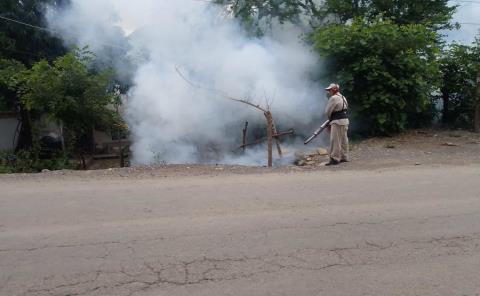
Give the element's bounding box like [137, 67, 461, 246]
[438, 40, 480, 128]
[312, 18, 441, 135]
[0, 150, 73, 174]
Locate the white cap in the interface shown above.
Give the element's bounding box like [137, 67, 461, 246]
[325, 83, 339, 90]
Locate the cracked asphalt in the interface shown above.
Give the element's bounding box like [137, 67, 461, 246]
[1, 165, 480, 296]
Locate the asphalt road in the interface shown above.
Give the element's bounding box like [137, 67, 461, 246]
[1, 165, 480, 296]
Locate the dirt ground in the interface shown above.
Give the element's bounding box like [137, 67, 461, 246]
[1, 129, 480, 296]
[1, 148, 480, 296]
[1, 128, 479, 181]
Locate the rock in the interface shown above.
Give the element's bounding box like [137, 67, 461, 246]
[317, 148, 328, 156]
[41, 169, 50, 173]
[384, 144, 396, 149]
[442, 142, 458, 147]
[306, 161, 315, 166]
[296, 159, 306, 166]
[294, 151, 306, 159]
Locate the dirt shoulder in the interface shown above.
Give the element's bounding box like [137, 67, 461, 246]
[348, 128, 480, 169]
[1, 129, 479, 181]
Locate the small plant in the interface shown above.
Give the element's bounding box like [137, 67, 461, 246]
[0, 150, 74, 173]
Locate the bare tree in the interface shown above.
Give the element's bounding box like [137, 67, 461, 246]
[175, 66, 283, 167]
[475, 71, 480, 133]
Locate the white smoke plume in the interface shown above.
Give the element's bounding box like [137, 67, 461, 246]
[46, 0, 326, 165]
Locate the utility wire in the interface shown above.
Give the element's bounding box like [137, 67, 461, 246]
[452, 1, 480, 3]
[0, 15, 130, 51]
[0, 15, 56, 33]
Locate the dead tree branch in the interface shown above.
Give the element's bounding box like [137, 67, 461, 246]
[175, 65, 286, 167]
[175, 66, 267, 113]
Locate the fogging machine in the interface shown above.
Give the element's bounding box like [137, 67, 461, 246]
[304, 120, 330, 145]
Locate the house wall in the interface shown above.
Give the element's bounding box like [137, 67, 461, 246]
[0, 115, 20, 151]
[93, 130, 113, 150]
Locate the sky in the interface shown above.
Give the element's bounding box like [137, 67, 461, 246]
[446, 0, 480, 44]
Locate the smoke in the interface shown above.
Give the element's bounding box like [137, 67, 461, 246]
[46, 0, 326, 165]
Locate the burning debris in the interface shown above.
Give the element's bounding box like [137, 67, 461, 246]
[176, 66, 300, 167]
[294, 148, 329, 166]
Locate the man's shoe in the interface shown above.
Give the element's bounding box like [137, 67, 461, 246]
[325, 159, 340, 166]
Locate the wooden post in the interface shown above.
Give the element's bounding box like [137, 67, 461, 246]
[115, 104, 125, 168]
[475, 71, 480, 133]
[271, 118, 283, 157]
[264, 111, 273, 167]
[242, 121, 248, 152]
[59, 121, 66, 152]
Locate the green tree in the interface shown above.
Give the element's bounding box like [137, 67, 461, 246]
[1, 50, 121, 158]
[321, 0, 456, 30]
[0, 0, 68, 149]
[0, 59, 26, 111]
[215, 0, 456, 31]
[0, 0, 67, 65]
[313, 18, 441, 135]
[214, 0, 322, 34]
[438, 38, 480, 128]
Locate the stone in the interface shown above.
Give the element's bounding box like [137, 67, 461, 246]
[317, 148, 328, 156]
[296, 160, 306, 166]
[442, 142, 458, 147]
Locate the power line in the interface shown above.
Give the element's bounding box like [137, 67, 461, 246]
[0, 15, 129, 51]
[451, 0, 480, 4]
[0, 15, 56, 33]
[459, 22, 480, 26]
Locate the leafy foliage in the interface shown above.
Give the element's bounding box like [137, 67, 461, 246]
[321, 0, 456, 30]
[0, 150, 73, 173]
[313, 18, 441, 135]
[0, 59, 27, 111]
[214, 0, 321, 34]
[215, 0, 456, 32]
[0, 0, 67, 65]
[438, 38, 480, 127]
[17, 50, 120, 147]
[0, 49, 122, 159]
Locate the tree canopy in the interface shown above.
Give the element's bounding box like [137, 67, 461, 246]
[313, 18, 442, 134]
[0, 0, 68, 65]
[438, 38, 480, 127]
[321, 0, 456, 29]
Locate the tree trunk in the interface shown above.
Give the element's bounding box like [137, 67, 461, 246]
[16, 107, 33, 151]
[264, 111, 273, 167]
[271, 118, 283, 157]
[475, 72, 480, 133]
[59, 121, 66, 151]
[242, 121, 248, 152]
[475, 104, 480, 133]
[441, 88, 450, 125]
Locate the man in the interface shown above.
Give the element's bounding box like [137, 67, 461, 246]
[324, 83, 349, 166]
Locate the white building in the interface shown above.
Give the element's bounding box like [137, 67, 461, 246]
[0, 112, 20, 151]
